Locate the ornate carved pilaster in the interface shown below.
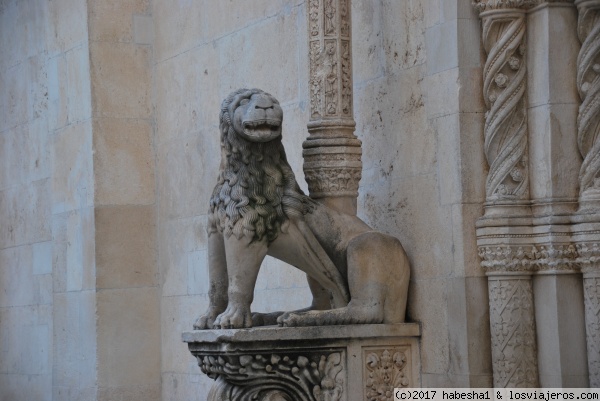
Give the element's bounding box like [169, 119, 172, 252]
[582, 270, 600, 387]
[475, 1, 533, 206]
[575, 0, 600, 204]
[304, 0, 362, 215]
[575, 0, 600, 386]
[577, 241, 600, 386]
[488, 275, 539, 387]
[474, 1, 540, 388]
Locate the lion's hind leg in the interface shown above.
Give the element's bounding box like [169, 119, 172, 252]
[346, 231, 410, 324]
[278, 231, 410, 327]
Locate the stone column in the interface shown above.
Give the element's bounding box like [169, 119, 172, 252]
[576, 0, 600, 206]
[474, 0, 539, 388]
[575, 0, 600, 387]
[577, 244, 600, 387]
[303, 0, 362, 215]
[476, 1, 531, 214]
[487, 274, 539, 387]
[526, 0, 589, 387]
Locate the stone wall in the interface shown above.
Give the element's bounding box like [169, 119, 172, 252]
[0, 0, 95, 399]
[89, 0, 161, 398]
[0, 0, 161, 399]
[3, 0, 596, 399]
[153, 0, 492, 397]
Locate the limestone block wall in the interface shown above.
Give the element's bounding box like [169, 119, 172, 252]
[0, 0, 161, 400]
[88, 0, 161, 399]
[0, 0, 96, 399]
[153, 0, 492, 397]
[358, 1, 491, 387]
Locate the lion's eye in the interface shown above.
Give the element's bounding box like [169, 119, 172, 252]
[240, 99, 249, 106]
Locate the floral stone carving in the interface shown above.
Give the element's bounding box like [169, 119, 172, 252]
[365, 349, 410, 401]
[184, 324, 420, 401]
[197, 351, 344, 401]
[488, 278, 539, 387]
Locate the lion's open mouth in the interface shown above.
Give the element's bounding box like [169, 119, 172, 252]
[242, 120, 282, 142]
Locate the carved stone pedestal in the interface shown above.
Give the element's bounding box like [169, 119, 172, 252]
[183, 324, 421, 401]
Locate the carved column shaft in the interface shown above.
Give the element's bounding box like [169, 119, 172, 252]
[304, 0, 362, 215]
[576, 0, 600, 205]
[582, 268, 600, 387]
[488, 275, 539, 388]
[476, 2, 532, 209]
[575, 0, 600, 386]
[474, 0, 540, 388]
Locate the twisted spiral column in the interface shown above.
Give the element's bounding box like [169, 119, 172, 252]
[476, 2, 534, 205]
[576, 0, 600, 202]
[474, 1, 539, 388]
[575, 0, 600, 386]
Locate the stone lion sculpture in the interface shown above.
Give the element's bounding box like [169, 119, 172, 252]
[194, 88, 410, 329]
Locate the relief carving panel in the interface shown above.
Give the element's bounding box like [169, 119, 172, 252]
[488, 278, 539, 387]
[364, 348, 411, 401]
[197, 351, 345, 401]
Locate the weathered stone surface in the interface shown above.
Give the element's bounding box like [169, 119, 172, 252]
[93, 118, 155, 206]
[95, 205, 157, 289]
[97, 287, 160, 390]
[194, 89, 410, 331]
[184, 324, 420, 401]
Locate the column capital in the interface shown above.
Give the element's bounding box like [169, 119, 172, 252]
[473, 0, 575, 14]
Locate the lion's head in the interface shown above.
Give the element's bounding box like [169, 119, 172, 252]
[208, 88, 314, 243]
[226, 89, 283, 143]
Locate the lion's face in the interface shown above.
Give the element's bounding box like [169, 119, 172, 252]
[228, 91, 283, 143]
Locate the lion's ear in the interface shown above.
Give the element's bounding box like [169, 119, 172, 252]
[280, 219, 290, 234]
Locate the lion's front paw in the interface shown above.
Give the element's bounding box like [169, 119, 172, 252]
[193, 307, 223, 330]
[213, 304, 253, 329]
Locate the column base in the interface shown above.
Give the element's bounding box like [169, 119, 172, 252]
[183, 324, 421, 401]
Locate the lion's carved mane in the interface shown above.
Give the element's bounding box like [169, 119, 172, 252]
[208, 89, 314, 243]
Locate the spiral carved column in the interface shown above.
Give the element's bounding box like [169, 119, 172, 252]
[576, 0, 600, 204]
[303, 0, 362, 215]
[474, 0, 539, 388]
[478, 3, 531, 206]
[575, 0, 600, 386]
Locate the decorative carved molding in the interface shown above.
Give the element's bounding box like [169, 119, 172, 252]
[341, 40, 352, 116]
[310, 41, 323, 119]
[576, 242, 600, 269]
[197, 351, 345, 401]
[324, 40, 338, 116]
[478, 244, 579, 273]
[583, 275, 600, 387]
[364, 349, 410, 401]
[305, 167, 362, 198]
[473, 0, 538, 12]
[309, 0, 320, 38]
[575, 0, 600, 201]
[488, 277, 539, 387]
[307, 2, 352, 120]
[473, 0, 574, 13]
[476, 5, 530, 203]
